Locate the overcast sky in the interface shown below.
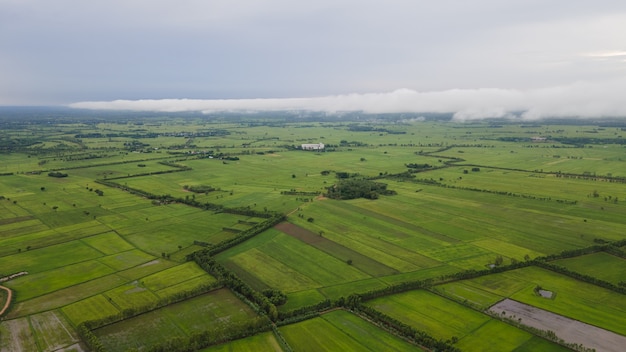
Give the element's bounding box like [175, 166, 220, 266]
[2, 1, 626, 119]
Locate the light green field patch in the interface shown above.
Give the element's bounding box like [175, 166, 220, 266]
[141, 261, 211, 291]
[379, 265, 459, 285]
[281, 289, 328, 312]
[323, 310, 422, 351]
[95, 289, 258, 351]
[471, 238, 544, 262]
[62, 294, 121, 326]
[105, 282, 159, 311]
[98, 249, 156, 271]
[81, 231, 135, 255]
[512, 336, 571, 352]
[6, 260, 116, 302]
[0, 240, 104, 274]
[455, 319, 533, 352]
[281, 310, 421, 351]
[201, 332, 281, 352]
[155, 275, 217, 299]
[116, 259, 178, 281]
[7, 273, 127, 319]
[260, 234, 371, 285]
[553, 252, 626, 284]
[228, 248, 320, 292]
[318, 277, 388, 301]
[421, 242, 492, 263]
[29, 310, 80, 351]
[434, 282, 504, 309]
[367, 290, 490, 340]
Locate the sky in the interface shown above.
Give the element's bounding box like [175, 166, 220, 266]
[2, 0, 626, 119]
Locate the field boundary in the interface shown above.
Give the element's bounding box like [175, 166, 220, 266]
[0, 285, 12, 316]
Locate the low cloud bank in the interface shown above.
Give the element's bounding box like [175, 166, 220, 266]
[69, 79, 626, 121]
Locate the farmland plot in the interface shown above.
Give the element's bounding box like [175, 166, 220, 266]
[490, 299, 626, 352]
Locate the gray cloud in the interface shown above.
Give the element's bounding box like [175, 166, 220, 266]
[2, 1, 626, 105]
[70, 78, 626, 120]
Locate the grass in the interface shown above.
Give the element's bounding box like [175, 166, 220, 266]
[2, 118, 626, 351]
[141, 261, 216, 291]
[280, 310, 422, 351]
[95, 289, 258, 351]
[552, 252, 626, 284]
[0, 239, 105, 274]
[104, 282, 160, 311]
[456, 266, 626, 335]
[366, 289, 569, 352]
[80, 231, 135, 255]
[367, 290, 490, 341]
[97, 249, 156, 271]
[201, 332, 281, 352]
[217, 229, 371, 293]
[434, 281, 504, 309]
[5, 260, 116, 302]
[62, 294, 121, 326]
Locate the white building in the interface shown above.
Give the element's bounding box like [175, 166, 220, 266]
[301, 143, 325, 151]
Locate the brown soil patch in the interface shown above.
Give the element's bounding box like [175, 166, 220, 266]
[490, 299, 626, 352]
[274, 222, 324, 245]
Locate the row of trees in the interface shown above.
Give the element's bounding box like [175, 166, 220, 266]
[189, 252, 281, 320]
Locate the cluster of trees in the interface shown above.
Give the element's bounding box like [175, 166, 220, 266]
[47, 171, 68, 178]
[183, 185, 216, 193]
[405, 163, 433, 170]
[325, 179, 396, 200]
[262, 289, 288, 305]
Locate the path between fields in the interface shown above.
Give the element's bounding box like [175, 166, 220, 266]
[0, 285, 12, 317]
[490, 299, 626, 352]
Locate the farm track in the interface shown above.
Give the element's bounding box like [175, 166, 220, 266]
[0, 285, 12, 316]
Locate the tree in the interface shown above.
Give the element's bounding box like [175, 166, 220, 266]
[494, 255, 504, 266]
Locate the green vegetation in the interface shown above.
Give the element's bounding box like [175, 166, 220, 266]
[1, 112, 625, 351]
[280, 310, 422, 351]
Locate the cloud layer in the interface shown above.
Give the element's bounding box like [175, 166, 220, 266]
[70, 79, 626, 121]
[2, 1, 626, 105]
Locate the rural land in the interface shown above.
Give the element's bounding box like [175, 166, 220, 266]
[0, 107, 625, 352]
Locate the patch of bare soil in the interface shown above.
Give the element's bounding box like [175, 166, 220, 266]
[490, 299, 626, 352]
[274, 222, 324, 245]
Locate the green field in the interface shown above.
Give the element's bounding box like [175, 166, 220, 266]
[201, 332, 281, 351]
[2, 115, 626, 351]
[94, 289, 260, 351]
[437, 266, 626, 335]
[366, 289, 570, 352]
[552, 252, 626, 285]
[280, 310, 422, 351]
